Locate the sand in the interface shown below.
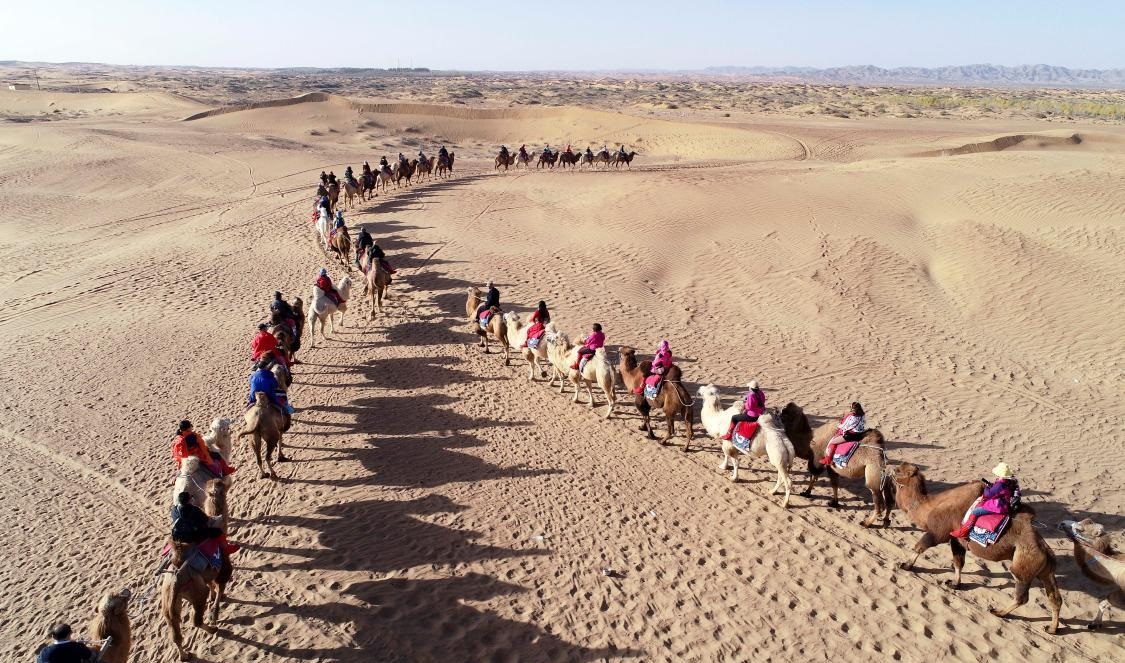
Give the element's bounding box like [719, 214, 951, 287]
[1, 86, 1123, 663]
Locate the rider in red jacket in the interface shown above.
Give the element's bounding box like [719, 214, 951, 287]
[316, 268, 341, 305]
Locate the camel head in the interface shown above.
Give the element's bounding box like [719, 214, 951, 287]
[503, 311, 521, 328]
[1059, 519, 1115, 552]
[97, 587, 131, 621]
[618, 346, 636, 368]
[210, 417, 231, 437]
[696, 384, 721, 403]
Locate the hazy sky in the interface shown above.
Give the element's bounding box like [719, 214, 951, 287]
[3, 1, 1122, 71]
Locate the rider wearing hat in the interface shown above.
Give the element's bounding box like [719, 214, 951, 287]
[721, 380, 766, 440]
[950, 463, 1021, 539]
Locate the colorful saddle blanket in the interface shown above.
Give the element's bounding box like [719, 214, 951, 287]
[731, 421, 760, 454]
[479, 310, 493, 330]
[527, 336, 541, 349]
[967, 511, 1010, 547]
[831, 440, 860, 468]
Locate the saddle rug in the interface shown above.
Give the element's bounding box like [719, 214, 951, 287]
[831, 440, 860, 468]
[731, 421, 760, 454]
[527, 336, 541, 350]
[966, 510, 1010, 547]
[643, 382, 661, 400]
[479, 310, 493, 330]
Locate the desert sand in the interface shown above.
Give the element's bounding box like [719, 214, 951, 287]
[1, 78, 1123, 663]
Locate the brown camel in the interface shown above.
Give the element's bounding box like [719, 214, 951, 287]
[890, 463, 1061, 633]
[361, 171, 377, 198]
[1059, 518, 1125, 629]
[537, 151, 558, 169]
[396, 159, 418, 186]
[495, 152, 517, 171]
[364, 259, 391, 318]
[415, 156, 434, 181]
[473, 304, 509, 360]
[160, 480, 233, 661]
[329, 226, 352, 270]
[593, 151, 612, 169]
[435, 152, 456, 178]
[238, 392, 289, 479]
[465, 287, 482, 322]
[327, 181, 340, 209]
[558, 151, 581, 168]
[89, 588, 132, 663]
[779, 402, 890, 527]
[612, 151, 638, 168]
[516, 151, 533, 169]
[618, 347, 695, 450]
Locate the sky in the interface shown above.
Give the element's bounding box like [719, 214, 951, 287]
[2, 1, 1122, 71]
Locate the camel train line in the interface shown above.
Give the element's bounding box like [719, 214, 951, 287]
[496, 145, 638, 172]
[464, 285, 1125, 635]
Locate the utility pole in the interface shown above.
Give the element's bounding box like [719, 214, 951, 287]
[34, 69, 41, 90]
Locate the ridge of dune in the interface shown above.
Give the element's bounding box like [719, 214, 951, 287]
[920, 132, 1082, 156]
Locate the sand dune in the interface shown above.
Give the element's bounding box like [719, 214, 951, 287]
[1, 93, 1123, 663]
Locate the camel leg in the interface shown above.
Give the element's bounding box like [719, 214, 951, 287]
[946, 538, 967, 589]
[1038, 567, 1062, 634]
[828, 473, 841, 508]
[989, 577, 1032, 622]
[730, 454, 740, 482]
[265, 440, 277, 480]
[276, 435, 288, 462]
[718, 452, 730, 471]
[862, 465, 886, 528]
[663, 411, 675, 444]
[163, 589, 189, 661]
[251, 433, 267, 479]
[603, 389, 614, 419]
[800, 461, 822, 497]
[208, 580, 224, 623]
[901, 532, 937, 571]
[191, 588, 208, 631]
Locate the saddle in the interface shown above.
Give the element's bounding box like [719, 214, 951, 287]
[830, 440, 861, 468]
[966, 507, 1011, 547]
[731, 421, 760, 454]
[479, 310, 493, 330]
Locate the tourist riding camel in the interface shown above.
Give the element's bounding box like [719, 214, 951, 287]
[820, 402, 866, 465]
[88, 588, 133, 663]
[438, 145, 450, 165]
[171, 489, 237, 553]
[327, 171, 337, 186]
[316, 268, 342, 306]
[641, 340, 672, 396]
[319, 171, 328, 186]
[365, 243, 396, 282]
[171, 420, 231, 477]
[522, 300, 550, 349]
[247, 357, 291, 417]
[355, 226, 374, 268]
[474, 280, 500, 320]
[950, 463, 1022, 539]
[721, 380, 766, 440]
[570, 323, 605, 370]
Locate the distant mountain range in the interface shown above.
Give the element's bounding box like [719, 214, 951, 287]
[702, 64, 1125, 87]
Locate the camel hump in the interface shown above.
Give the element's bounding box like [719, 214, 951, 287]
[864, 428, 886, 447]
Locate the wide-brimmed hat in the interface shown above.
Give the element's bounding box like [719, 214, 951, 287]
[992, 462, 1013, 478]
[747, 380, 759, 390]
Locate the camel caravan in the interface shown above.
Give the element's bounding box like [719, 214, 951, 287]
[462, 279, 1124, 636]
[495, 144, 638, 172]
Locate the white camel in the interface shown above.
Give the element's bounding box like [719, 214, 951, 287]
[568, 346, 617, 418]
[202, 417, 233, 468]
[504, 312, 550, 382]
[307, 275, 352, 348]
[544, 324, 574, 392]
[700, 385, 795, 507]
[315, 209, 332, 250]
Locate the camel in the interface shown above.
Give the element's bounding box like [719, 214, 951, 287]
[465, 287, 482, 322]
[612, 151, 638, 168]
[1059, 518, 1125, 629]
[617, 347, 694, 449]
[202, 417, 234, 471]
[475, 305, 509, 360]
[376, 164, 396, 191]
[173, 456, 226, 508]
[503, 311, 550, 381]
[341, 178, 364, 208]
[495, 152, 517, 171]
[238, 392, 289, 478]
[593, 151, 612, 169]
[269, 314, 298, 363]
[581, 152, 595, 168]
[890, 463, 1062, 633]
[415, 156, 434, 181]
[396, 159, 418, 186]
[364, 259, 392, 318]
[89, 588, 132, 663]
[160, 479, 233, 661]
[567, 346, 617, 418]
[778, 402, 890, 527]
[516, 151, 533, 169]
[306, 275, 352, 348]
[435, 152, 456, 178]
[544, 324, 575, 391]
[329, 225, 352, 270]
[361, 171, 377, 198]
[327, 181, 340, 210]
[558, 151, 581, 168]
[699, 387, 795, 504]
[315, 209, 332, 250]
[537, 151, 558, 169]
